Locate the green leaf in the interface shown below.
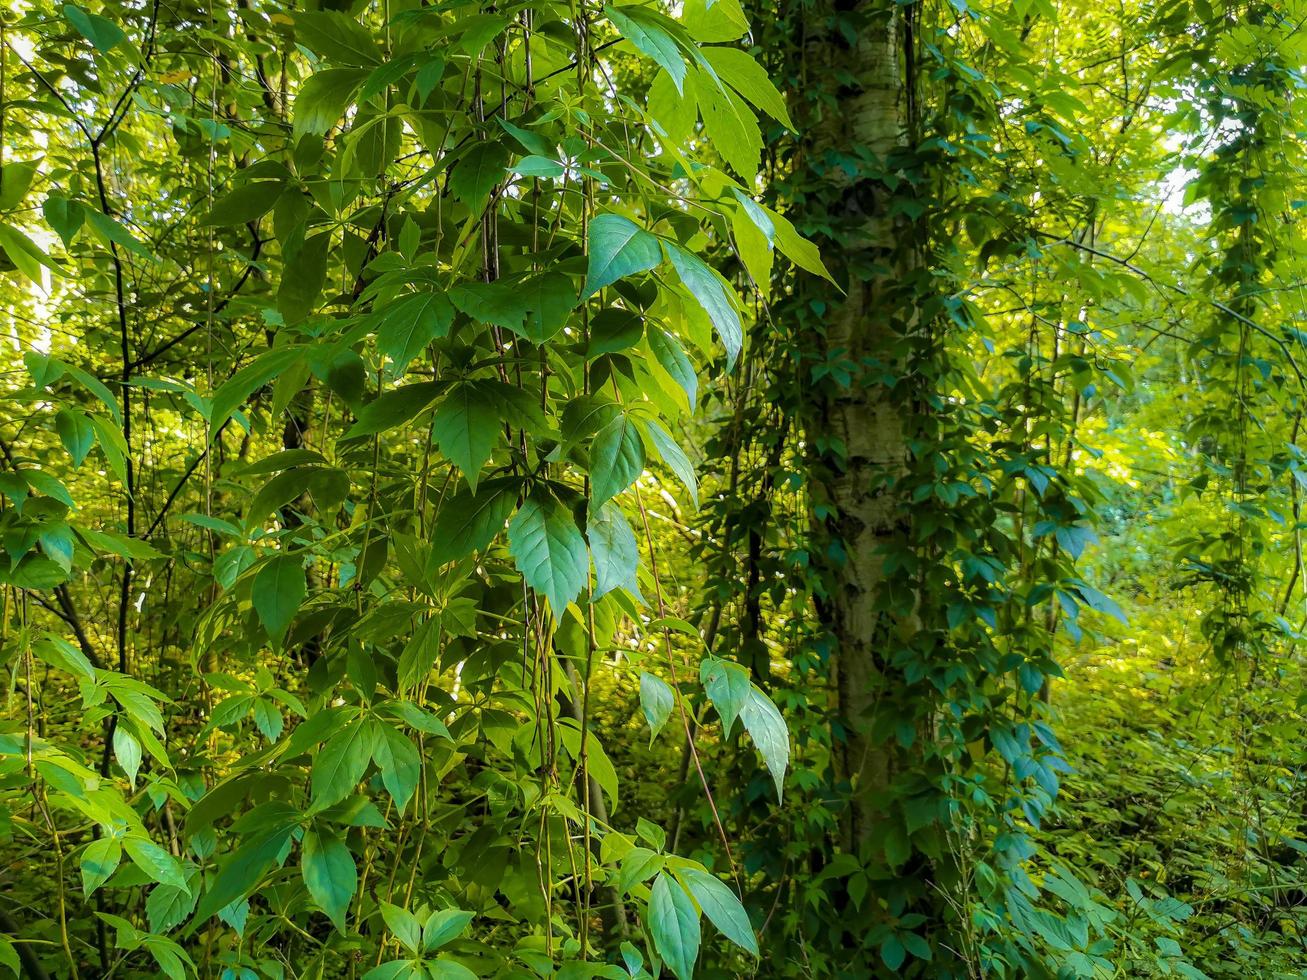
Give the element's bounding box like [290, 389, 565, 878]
[650, 872, 700, 980]
[433, 382, 502, 491]
[639, 672, 674, 742]
[678, 866, 758, 956]
[618, 846, 664, 894]
[87, 414, 130, 488]
[199, 182, 285, 226]
[422, 908, 474, 952]
[63, 3, 125, 52]
[605, 4, 690, 93]
[767, 207, 835, 283]
[429, 477, 520, 567]
[113, 725, 142, 786]
[293, 68, 368, 138]
[664, 244, 742, 368]
[648, 327, 698, 406]
[688, 68, 761, 182]
[588, 500, 643, 600]
[0, 223, 64, 281]
[80, 837, 122, 894]
[649, 69, 698, 147]
[370, 291, 454, 371]
[740, 685, 789, 801]
[191, 822, 297, 925]
[590, 412, 646, 507]
[701, 47, 794, 130]
[584, 214, 663, 297]
[125, 837, 189, 893]
[145, 877, 199, 934]
[346, 381, 444, 438]
[642, 418, 699, 507]
[372, 725, 421, 811]
[0, 160, 41, 211]
[293, 11, 381, 65]
[210, 346, 305, 427]
[85, 209, 153, 259]
[34, 636, 96, 682]
[700, 657, 749, 736]
[450, 142, 510, 209]
[253, 554, 306, 643]
[278, 232, 331, 323]
[508, 493, 588, 614]
[56, 409, 95, 466]
[311, 718, 377, 810]
[43, 195, 85, 246]
[380, 902, 422, 955]
[302, 828, 357, 930]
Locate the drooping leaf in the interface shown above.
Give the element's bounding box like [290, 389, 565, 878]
[665, 243, 742, 368]
[253, 554, 306, 643]
[508, 492, 588, 615]
[639, 672, 674, 743]
[677, 866, 759, 956]
[740, 685, 789, 801]
[590, 412, 646, 507]
[588, 500, 643, 600]
[433, 382, 502, 491]
[302, 828, 357, 931]
[649, 872, 700, 980]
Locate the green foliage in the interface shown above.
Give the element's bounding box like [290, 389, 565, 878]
[3, 0, 1306, 977]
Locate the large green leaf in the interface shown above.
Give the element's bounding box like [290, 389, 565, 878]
[302, 828, 357, 930]
[433, 382, 502, 491]
[253, 554, 306, 643]
[371, 291, 454, 371]
[293, 68, 368, 138]
[372, 724, 421, 811]
[508, 493, 588, 614]
[664, 244, 742, 368]
[587, 500, 643, 600]
[677, 866, 759, 956]
[701, 46, 794, 129]
[450, 142, 511, 209]
[650, 872, 700, 980]
[740, 685, 789, 801]
[346, 381, 445, 438]
[584, 214, 662, 297]
[639, 672, 674, 743]
[429, 477, 521, 567]
[605, 4, 691, 93]
[642, 418, 699, 507]
[310, 718, 377, 810]
[590, 412, 645, 507]
[701, 657, 750, 737]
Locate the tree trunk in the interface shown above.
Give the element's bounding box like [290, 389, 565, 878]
[799, 0, 920, 855]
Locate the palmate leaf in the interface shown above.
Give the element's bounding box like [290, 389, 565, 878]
[508, 492, 588, 614]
